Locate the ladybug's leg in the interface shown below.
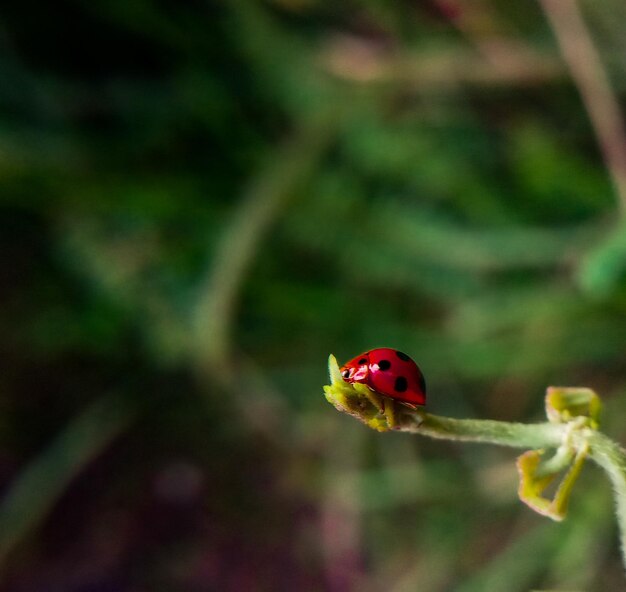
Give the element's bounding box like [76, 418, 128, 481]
[362, 388, 384, 413]
[384, 399, 396, 429]
[365, 391, 396, 429]
[353, 386, 396, 429]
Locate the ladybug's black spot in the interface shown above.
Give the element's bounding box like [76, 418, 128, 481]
[419, 373, 426, 394]
[378, 360, 391, 371]
[395, 351, 410, 362]
[358, 358, 367, 365]
[394, 376, 408, 392]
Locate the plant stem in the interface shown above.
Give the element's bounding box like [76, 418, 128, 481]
[402, 413, 626, 571]
[399, 411, 567, 449]
[584, 430, 626, 569]
[406, 413, 626, 571]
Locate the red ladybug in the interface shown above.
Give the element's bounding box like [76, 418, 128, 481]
[340, 348, 426, 407]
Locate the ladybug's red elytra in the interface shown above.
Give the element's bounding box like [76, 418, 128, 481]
[340, 348, 426, 407]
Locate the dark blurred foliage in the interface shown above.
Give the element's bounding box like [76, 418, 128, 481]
[1, 0, 626, 590]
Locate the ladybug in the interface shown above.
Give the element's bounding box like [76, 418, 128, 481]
[340, 348, 426, 407]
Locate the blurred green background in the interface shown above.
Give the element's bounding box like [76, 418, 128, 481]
[2, 0, 626, 590]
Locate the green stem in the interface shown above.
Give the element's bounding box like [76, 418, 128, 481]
[584, 430, 626, 569]
[403, 412, 626, 572]
[399, 411, 566, 449]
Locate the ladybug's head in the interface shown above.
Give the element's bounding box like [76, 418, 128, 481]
[340, 353, 370, 384]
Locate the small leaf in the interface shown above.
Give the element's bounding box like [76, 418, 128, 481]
[327, 353, 344, 386]
[517, 442, 589, 522]
[545, 387, 601, 428]
[517, 450, 560, 519]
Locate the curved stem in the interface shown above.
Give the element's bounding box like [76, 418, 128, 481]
[402, 412, 626, 572]
[193, 110, 337, 371]
[585, 430, 626, 569]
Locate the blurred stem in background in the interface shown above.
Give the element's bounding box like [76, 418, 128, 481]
[540, 0, 626, 212]
[193, 107, 340, 375]
[191, 107, 342, 444]
[0, 393, 136, 572]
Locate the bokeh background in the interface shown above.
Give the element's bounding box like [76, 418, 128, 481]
[2, 0, 626, 590]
